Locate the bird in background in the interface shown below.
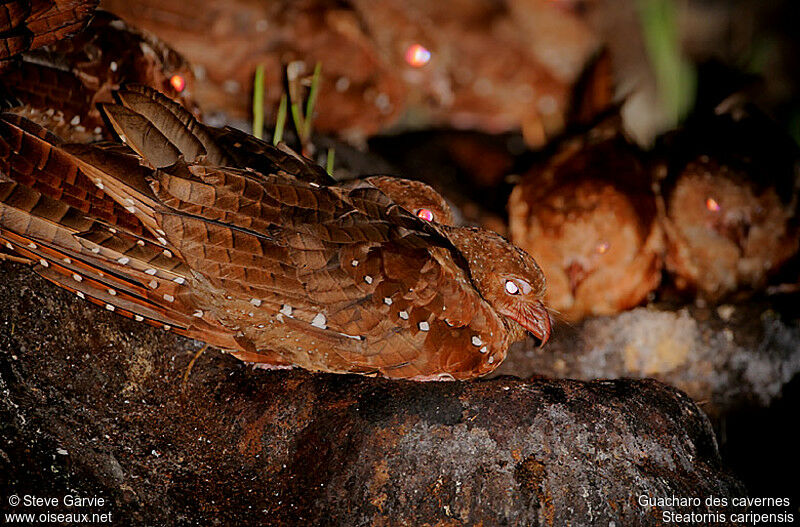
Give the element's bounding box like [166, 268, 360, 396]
[509, 120, 664, 321]
[655, 103, 800, 301]
[1, 9, 197, 143]
[0, 85, 551, 380]
[0, 0, 98, 71]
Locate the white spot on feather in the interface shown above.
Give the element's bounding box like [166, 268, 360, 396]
[250, 298, 262, 307]
[72, 274, 82, 282]
[351, 259, 359, 266]
[108, 289, 117, 296]
[76, 291, 85, 299]
[471, 336, 483, 347]
[173, 277, 185, 285]
[399, 311, 409, 320]
[145, 268, 157, 275]
[280, 304, 293, 317]
[163, 294, 174, 302]
[383, 297, 393, 305]
[105, 304, 115, 311]
[39, 259, 48, 267]
[134, 315, 144, 322]
[311, 312, 327, 329]
[117, 256, 130, 265]
[193, 310, 204, 317]
[418, 321, 430, 331]
[364, 275, 373, 284]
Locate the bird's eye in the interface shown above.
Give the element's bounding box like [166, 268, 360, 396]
[416, 208, 435, 221]
[505, 280, 520, 295]
[170, 74, 186, 93]
[405, 44, 431, 67]
[596, 241, 609, 254]
[706, 197, 720, 212]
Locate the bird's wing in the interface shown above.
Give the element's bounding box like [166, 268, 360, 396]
[108, 84, 335, 186]
[148, 164, 508, 379]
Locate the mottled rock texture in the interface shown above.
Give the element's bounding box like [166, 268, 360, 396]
[497, 302, 800, 416]
[1, 262, 745, 525]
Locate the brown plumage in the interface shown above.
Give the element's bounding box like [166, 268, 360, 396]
[0, 86, 550, 380]
[656, 106, 800, 300]
[2, 9, 197, 142]
[509, 123, 663, 321]
[0, 0, 97, 71]
[100, 0, 610, 146]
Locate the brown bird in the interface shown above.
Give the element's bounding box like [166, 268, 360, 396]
[341, 175, 456, 227]
[0, 0, 98, 71]
[0, 86, 550, 380]
[2, 9, 197, 142]
[509, 123, 663, 321]
[101, 0, 610, 146]
[656, 105, 800, 300]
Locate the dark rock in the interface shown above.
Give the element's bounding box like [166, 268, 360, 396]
[0, 262, 746, 525]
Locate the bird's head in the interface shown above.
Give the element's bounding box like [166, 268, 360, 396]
[443, 226, 551, 346]
[362, 176, 456, 226]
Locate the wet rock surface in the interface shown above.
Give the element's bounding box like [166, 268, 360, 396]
[0, 262, 746, 525]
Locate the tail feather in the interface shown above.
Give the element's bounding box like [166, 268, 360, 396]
[0, 186, 237, 349]
[0, 114, 147, 234]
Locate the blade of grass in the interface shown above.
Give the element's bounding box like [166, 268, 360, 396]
[290, 101, 304, 142]
[636, 0, 695, 124]
[252, 64, 265, 139]
[302, 62, 322, 141]
[273, 94, 287, 146]
[325, 147, 335, 176]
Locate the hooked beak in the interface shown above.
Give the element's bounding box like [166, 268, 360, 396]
[505, 300, 552, 347]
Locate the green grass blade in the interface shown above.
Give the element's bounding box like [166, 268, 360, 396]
[325, 147, 335, 176]
[252, 64, 265, 139]
[302, 62, 323, 140]
[273, 94, 288, 146]
[290, 101, 304, 141]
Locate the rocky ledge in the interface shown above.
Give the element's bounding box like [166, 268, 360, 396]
[0, 262, 745, 525]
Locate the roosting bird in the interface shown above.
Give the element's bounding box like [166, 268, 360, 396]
[1, 9, 197, 142]
[656, 105, 800, 301]
[0, 0, 98, 71]
[0, 86, 550, 380]
[509, 123, 663, 321]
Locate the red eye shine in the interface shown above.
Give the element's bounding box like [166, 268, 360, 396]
[416, 208, 435, 221]
[170, 74, 186, 93]
[405, 44, 431, 67]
